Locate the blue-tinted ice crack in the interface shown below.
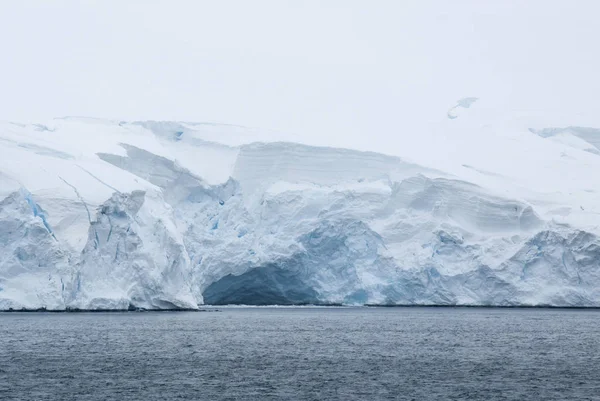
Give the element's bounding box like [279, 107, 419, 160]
[19, 188, 57, 240]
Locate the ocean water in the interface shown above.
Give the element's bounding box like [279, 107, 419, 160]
[1, 307, 599, 400]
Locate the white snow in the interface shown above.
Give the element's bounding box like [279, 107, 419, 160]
[1, 102, 600, 309]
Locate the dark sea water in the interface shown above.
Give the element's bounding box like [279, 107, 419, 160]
[1, 307, 600, 401]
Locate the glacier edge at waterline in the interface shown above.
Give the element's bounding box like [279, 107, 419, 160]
[1, 115, 600, 309]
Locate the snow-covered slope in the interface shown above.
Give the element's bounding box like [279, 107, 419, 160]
[1, 103, 600, 309]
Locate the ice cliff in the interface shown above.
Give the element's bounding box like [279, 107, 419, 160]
[1, 108, 600, 309]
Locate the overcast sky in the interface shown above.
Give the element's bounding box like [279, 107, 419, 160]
[1, 0, 599, 146]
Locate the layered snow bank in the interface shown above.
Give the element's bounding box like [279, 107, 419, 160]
[1, 111, 600, 309]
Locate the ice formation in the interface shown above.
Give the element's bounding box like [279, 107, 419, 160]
[447, 97, 479, 119]
[1, 104, 600, 309]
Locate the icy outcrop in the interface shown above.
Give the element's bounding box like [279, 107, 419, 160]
[71, 190, 197, 310]
[0, 190, 69, 310]
[1, 117, 600, 309]
[447, 97, 478, 119]
[530, 127, 600, 155]
[498, 229, 600, 305]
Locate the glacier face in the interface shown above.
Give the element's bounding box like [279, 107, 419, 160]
[1, 112, 600, 309]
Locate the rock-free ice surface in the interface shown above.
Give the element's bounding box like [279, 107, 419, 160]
[1, 102, 600, 308]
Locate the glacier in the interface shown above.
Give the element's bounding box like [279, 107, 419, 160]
[1, 105, 600, 309]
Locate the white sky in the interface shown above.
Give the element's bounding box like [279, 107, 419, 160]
[1, 0, 599, 147]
